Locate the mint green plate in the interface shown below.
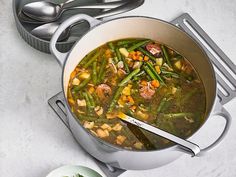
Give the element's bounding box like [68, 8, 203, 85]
[46, 165, 103, 177]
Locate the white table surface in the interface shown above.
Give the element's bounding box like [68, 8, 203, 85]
[1, 0, 236, 177]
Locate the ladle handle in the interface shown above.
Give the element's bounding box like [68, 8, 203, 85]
[121, 114, 201, 156]
[50, 14, 101, 67]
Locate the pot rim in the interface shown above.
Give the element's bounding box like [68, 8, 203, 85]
[61, 15, 217, 153]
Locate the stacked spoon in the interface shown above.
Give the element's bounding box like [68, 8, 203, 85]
[19, 0, 144, 41]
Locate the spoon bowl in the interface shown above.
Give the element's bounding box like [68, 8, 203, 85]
[23, 2, 61, 22]
[31, 22, 70, 41]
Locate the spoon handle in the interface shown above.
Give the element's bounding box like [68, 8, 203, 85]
[61, 0, 77, 9]
[66, 1, 128, 10]
[118, 113, 201, 156]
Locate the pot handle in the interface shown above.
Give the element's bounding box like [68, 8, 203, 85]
[198, 104, 232, 156]
[50, 14, 101, 67]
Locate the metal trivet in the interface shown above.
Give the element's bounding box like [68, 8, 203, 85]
[48, 13, 236, 177]
[172, 13, 236, 104]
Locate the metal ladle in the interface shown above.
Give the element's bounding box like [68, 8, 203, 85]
[22, 0, 128, 22]
[31, 0, 144, 41]
[117, 112, 201, 156]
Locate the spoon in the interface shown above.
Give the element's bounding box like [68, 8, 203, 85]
[22, 0, 128, 22]
[31, 0, 144, 41]
[117, 112, 201, 156]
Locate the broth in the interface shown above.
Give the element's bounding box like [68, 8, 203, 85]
[67, 38, 206, 150]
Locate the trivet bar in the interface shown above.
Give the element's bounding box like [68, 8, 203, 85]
[171, 13, 236, 105]
[48, 92, 69, 129]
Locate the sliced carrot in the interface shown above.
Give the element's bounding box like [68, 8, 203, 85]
[68, 98, 75, 105]
[129, 51, 135, 58]
[151, 80, 160, 88]
[88, 86, 95, 94]
[71, 70, 77, 79]
[105, 49, 112, 58]
[130, 105, 137, 111]
[136, 51, 142, 55]
[144, 56, 149, 61]
[127, 96, 134, 105]
[75, 67, 80, 72]
[138, 56, 143, 61]
[140, 80, 148, 86]
[121, 95, 127, 102]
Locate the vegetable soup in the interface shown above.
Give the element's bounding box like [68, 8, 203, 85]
[67, 38, 206, 150]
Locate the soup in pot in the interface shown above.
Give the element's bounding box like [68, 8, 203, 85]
[67, 38, 206, 150]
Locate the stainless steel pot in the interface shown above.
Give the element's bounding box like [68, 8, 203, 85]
[50, 14, 231, 170]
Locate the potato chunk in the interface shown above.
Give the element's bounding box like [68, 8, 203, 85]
[116, 135, 126, 145]
[83, 121, 94, 129]
[96, 129, 109, 138]
[112, 123, 123, 131]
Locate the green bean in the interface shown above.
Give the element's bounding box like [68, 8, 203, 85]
[79, 50, 96, 66]
[72, 77, 91, 93]
[82, 92, 93, 114]
[121, 55, 130, 73]
[118, 68, 140, 86]
[133, 76, 140, 81]
[74, 173, 84, 177]
[117, 39, 138, 46]
[163, 112, 194, 119]
[161, 45, 172, 68]
[115, 48, 122, 61]
[164, 122, 178, 136]
[135, 70, 145, 77]
[78, 115, 97, 121]
[146, 62, 165, 84]
[182, 88, 197, 103]
[161, 101, 171, 112]
[108, 42, 115, 51]
[161, 70, 179, 78]
[100, 70, 106, 83]
[83, 52, 100, 69]
[127, 109, 135, 117]
[137, 47, 156, 61]
[172, 54, 183, 60]
[143, 65, 156, 80]
[92, 60, 97, 84]
[108, 86, 124, 112]
[128, 40, 151, 52]
[157, 97, 167, 113]
[113, 57, 119, 63]
[86, 91, 95, 108]
[98, 56, 107, 83]
[96, 118, 118, 123]
[92, 92, 100, 105]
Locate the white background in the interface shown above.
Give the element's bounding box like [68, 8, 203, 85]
[0, 0, 236, 177]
